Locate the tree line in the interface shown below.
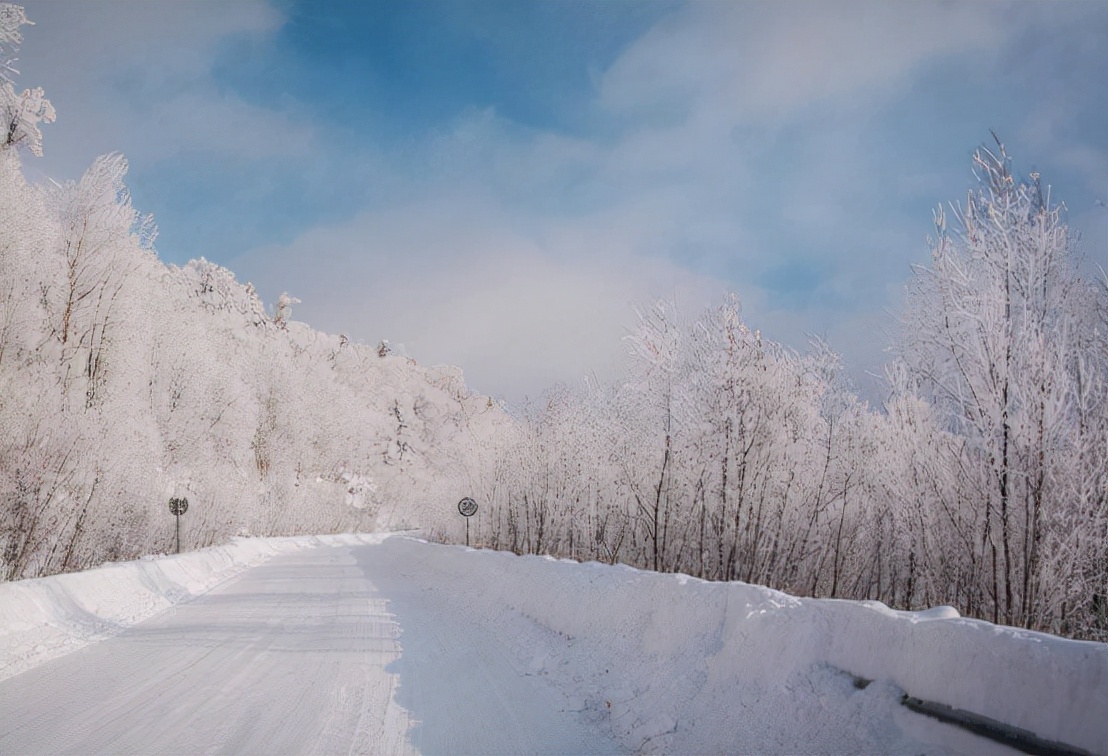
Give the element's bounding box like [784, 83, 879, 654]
[0, 143, 504, 579]
[457, 139, 1108, 641]
[2, 4, 1105, 641]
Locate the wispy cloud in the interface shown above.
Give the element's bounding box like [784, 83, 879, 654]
[598, 1, 1011, 125]
[15, 0, 1107, 403]
[236, 1, 1107, 402]
[19, 0, 310, 178]
[238, 189, 726, 401]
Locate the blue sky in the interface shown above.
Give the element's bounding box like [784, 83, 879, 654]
[15, 0, 1108, 405]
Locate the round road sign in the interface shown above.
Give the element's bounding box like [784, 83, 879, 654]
[457, 497, 478, 517]
[169, 497, 189, 516]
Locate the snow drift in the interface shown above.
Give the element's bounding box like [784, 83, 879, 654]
[370, 537, 1108, 754]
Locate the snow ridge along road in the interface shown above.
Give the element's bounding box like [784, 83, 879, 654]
[2, 534, 1106, 754]
[0, 536, 621, 755]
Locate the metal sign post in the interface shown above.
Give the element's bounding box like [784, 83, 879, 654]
[457, 497, 477, 546]
[168, 497, 189, 554]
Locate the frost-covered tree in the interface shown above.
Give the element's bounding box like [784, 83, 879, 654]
[478, 294, 884, 601]
[0, 5, 507, 581]
[274, 291, 299, 327]
[0, 4, 53, 158]
[0, 153, 502, 579]
[0, 2, 28, 80]
[897, 136, 1108, 633]
[41, 154, 155, 408]
[445, 140, 1106, 641]
[3, 4, 1103, 643]
[2, 83, 53, 157]
[621, 298, 687, 572]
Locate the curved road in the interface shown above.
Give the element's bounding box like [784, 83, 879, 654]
[0, 542, 622, 755]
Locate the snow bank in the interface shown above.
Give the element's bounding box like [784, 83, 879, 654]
[0, 534, 386, 681]
[373, 538, 1108, 755]
[5, 535, 1105, 753]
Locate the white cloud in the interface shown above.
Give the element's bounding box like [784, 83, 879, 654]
[226, 2, 1039, 405]
[234, 192, 727, 403]
[14, 0, 1099, 408]
[143, 89, 314, 162]
[16, 0, 308, 178]
[23, 0, 280, 71]
[224, 0, 1101, 409]
[599, 1, 1012, 125]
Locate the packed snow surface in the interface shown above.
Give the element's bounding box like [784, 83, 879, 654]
[1, 535, 1106, 754]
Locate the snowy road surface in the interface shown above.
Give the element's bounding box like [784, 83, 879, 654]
[3, 535, 1105, 754]
[0, 541, 621, 755]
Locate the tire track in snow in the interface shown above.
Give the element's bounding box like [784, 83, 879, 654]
[0, 539, 625, 755]
[0, 544, 415, 755]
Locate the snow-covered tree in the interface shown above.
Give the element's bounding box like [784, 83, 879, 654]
[0, 4, 53, 158]
[274, 291, 300, 327]
[897, 135, 1108, 633]
[40, 154, 154, 409]
[0, 2, 28, 81]
[0, 4, 508, 581]
[2, 84, 53, 157]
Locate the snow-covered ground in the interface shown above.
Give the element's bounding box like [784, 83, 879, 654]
[0, 534, 368, 681]
[1, 535, 1105, 754]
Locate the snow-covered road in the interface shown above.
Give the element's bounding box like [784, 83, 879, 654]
[0, 542, 620, 755]
[3, 535, 1106, 755]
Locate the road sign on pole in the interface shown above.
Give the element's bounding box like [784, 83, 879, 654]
[169, 497, 189, 554]
[457, 497, 477, 546]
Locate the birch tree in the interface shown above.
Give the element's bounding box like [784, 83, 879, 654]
[897, 135, 1108, 632]
[43, 154, 155, 408]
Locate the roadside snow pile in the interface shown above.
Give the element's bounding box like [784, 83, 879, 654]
[0, 534, 386, 681]
[369, 537, 1108, 755]
[4, 535, 1106, 753]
